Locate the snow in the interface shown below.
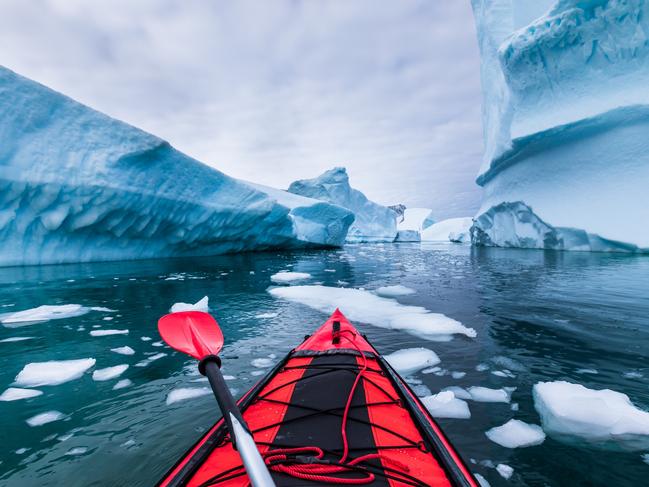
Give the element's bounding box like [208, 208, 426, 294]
[470, 1, 649, 252]
[421, 218, 473, 243]
[113, 379, 132, 390]
[14, 358, 96, 386]
[385, 348, 440, 376]
[468, 386, 513, 403]
[374, 285, 415, 298]
[496, 464, 514, 480]
[170, 296, 208, 313]
[1, 304, 90, 324]
[0, 66, 353, 267]
[90, 329, 129, 337]
[421, 391, 471, 419]
[92, 364, 128, 381]
[166, 387, 211, 405]
[287, 167, 397, 243]
[486, 419, 546, 448]
[533, 381, 649, 450]
[270, 272, 311, 284]
[268, 285, 476, 341]
[0, 387, 42, 401]
[26, 411, 65, 427]
[111, 346, 135, 355]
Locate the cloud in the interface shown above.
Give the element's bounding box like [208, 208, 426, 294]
[0, 0, 483, 218]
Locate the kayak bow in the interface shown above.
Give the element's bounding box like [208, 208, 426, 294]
[158, 309, 478, 487]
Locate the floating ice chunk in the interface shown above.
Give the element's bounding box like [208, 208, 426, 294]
[490, 356, 526, 372]
[134, 353, 166, 367]
[533, 381, 649, 450]
[92, 365, 128, 381]
[623, 371, 644, 379]
[411, 384, 432, 397]
[141, 336, 152, 341]
[223, 375, 236, 381]
[496, 464, 514, 480]
[476, 363, 490, 372]
[170, 296, 209, 313]
[442, 386, 472, 400]
[255, 312, 278, 319]
[113, 379, 132, 390]
[251, 370, 266, 376]
[468, 386, 513, 403]
[576, 368, 598, 375]
[0, 387, 43, 401]
[643, 453, 649, 465]
[270, 272, 311, 284]
[90, 329, 129, 337]
[474, 473, 490, 487]
[251, 358, 273, 368]
[0, 336, 34, 343]
[15, 448, 29, 455]
[66, 447, 88, 456]
[26, 410, 65, 427]
[15, 359, 96, 386]
[421, 217, 472, 243]
[385, 348, 440, 376]
[111, 346, 135, 355]
[166, 387, 211, 405]
[451, 371, 466, 379]
[374, 285, 416, 298]
[269, 286, 476, 341]
[1, 304, 88, 325]
[422, 391, 471, 419]
[486, 419, 546, 448]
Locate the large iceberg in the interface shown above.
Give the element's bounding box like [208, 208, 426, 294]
[421, 217, 473, 243]
[470, 0, 649, 252]
[287, 167, 397, 242]
[0, 66, 353, 266]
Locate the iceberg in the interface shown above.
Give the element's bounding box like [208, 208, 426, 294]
[421, 217, 473, 243]
[470, 1, 649, 252]
[287, 167, 397, 242]
[395, 208, 435, 242]
[0, 66, 353, 266]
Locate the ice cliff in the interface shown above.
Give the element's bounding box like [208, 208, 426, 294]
[0, 67, 353, 266]
[471, 0, 649, 252]
[287, 167, 397, 242]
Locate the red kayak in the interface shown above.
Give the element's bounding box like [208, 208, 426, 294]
[158, 309, 477, 487]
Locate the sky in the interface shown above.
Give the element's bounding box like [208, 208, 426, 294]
[0, 0, 484, 219]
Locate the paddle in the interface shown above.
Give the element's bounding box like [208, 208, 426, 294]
[158, 311, 276, 487]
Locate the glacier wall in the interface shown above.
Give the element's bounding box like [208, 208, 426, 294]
[0, 67, 353, 266]
[471, 0, 649, 251]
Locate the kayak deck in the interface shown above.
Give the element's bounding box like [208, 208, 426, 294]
[159, 310, 476, 487]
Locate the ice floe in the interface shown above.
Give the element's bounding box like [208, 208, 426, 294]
[26, 411, 65, 427]
[268, 285, 476, 341]
[467, 386, 514, 403]
[270, 271, 312, 284]
[374, 285, 416, 298]
[170, 296, 209, 313]
[533, 381, 649, 450]
[92, 365, 128, 381]
[166, 387, 211, 405]
[0, 387, 43, 401]
[90, 329, 129, 337]
[15, 358, 96, 386]
[496, 464, 514, 480]
[442, 386, 472, 400]
[111, 346, 135, 355]
[422, 391, 471, 419]
[113, 379, 133, 390]
[385, 348, 440, 376]
[486, 419, 546, 448]
[0, 304, 112, 325]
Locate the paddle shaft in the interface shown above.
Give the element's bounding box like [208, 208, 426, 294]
[203, 360, 276, 487]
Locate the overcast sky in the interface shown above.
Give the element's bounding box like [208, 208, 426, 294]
[0, 0, 483, 218]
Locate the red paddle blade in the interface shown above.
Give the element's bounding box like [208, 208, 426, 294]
[158, 311, 224, 360]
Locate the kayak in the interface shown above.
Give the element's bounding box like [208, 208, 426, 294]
[158, 309, 477, 487]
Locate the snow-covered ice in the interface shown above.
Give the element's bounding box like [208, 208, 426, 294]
[374, 285, 415, 298]
[26, 411, 65, 427]
[113, 379, 132, 390]
[268, 285, 476, 341]
[170, 296, 209, 313]
[270, 272, 311, 284]
[287, 167, 397, 243]
[111, 346, 135, 356]
[15, 358, 96, 386]
[421, 391, 471, 420]
[166, 387, 211, 405]
[0, 387, 43, 401]
[496, 464, 514, 480]
[90, 329, 129, 337]
[533, 381, 649, 450]
[421, 217, 472, 243]
[467, 386, 513, 403]
[385, 348, 440, 376]
[486, 419, 546, 448]
[92, 365, 128, 381]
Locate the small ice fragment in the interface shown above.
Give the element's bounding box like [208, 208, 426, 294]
[134, 353, 166, 367]
[511, 402, 519, 411]
[15, 359, 96, 386]
[90, 329, 129, 337]
[166, 387, 211, 405]
[92, 365, 128, 381]
[251, 358, 273, 368]
[421, 367, 437, 374]
[111, 346, 135, 355]
[251, 370, 265, 376]
[270, 272, 311, 284]
[476, 363, 489, 372]
[496, 464, 514, 480]
[576, 368, 598, 375]
[623, 371, 644, 379]
[385, 348, 440, 376]
[151, 341, 164, 347]
[468, 386, 513, 403]
[411, 384, 432, 397]
[374, 285, 416, 297]
[1, 304, 88, 324]
[642, 453, 649, 465]
[255, 312, 278, 319]
[485, 419, 546, 448]
[66, 447, 88, 456]
[141, 336, 152, 341]
[474, 473, 490, 487]
[16, 448, 29, 455]
[58, 433, 73, 441]
[170, 296, 209, 313]
[421, 391, 471, 419]
[102, 317, 114, 321]
[113, 379, 132, 390]
[451, 371, 466, 379]
[442, 386, 472, 400]
[223, 375, 236, 381]
[0, 336, 34, 343]
[26, 411, 65, 427]
[0, 387, 43, 401]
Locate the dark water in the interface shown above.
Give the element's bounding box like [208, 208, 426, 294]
[0, 243, 648, 486]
